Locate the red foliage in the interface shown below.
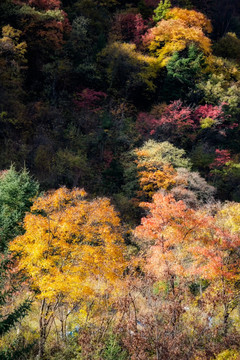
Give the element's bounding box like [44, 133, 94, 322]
[13, 0, 71, 49]
[74, 88, 107, 113]
[194, 104, 238, 132]
[135, 112, 159, 137]
[193, 104, 224, 122]
[36, 13, 71, 49]
[134, 14, 148, 45]
[112, 12, 147, 45]
[159, 100, 196, 131]
[135, 101, 238, 139]
[103, 149, 113, 168]
[144, 0, 159, 8]
[210, 149, 231, 168]
[136, 101, 196, 139]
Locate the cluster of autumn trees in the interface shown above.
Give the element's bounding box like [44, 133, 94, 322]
[1, 0, 240, 358]
[1, 167, 240, 359]
[0, 0, 240, 199]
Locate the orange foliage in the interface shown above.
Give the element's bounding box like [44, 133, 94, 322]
[167, 8, 212, 33]
[135, 192, 211, 281]
[133, 140, 191, 199]
[137, 163, 176, 198]
[135, 192, 240, 287]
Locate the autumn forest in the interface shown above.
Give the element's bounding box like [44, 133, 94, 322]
[1, 0, 240, 359]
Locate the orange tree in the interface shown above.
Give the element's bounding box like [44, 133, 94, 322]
[129, 192, 211, 358]
[135, 191, 240, 293]
[134, 192, 240, 343]
[10, 187, 126, 358]
[135, 192, 210, 286]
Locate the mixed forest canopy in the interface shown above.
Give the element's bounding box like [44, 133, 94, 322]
[1, 0, 240, 359]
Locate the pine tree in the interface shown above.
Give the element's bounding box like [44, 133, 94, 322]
[0, 166, 39, 251]
[0, 256, 33, 360]
[0, 166, 39, 358]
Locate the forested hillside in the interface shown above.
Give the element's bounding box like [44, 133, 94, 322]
[1, 0, 240, 359]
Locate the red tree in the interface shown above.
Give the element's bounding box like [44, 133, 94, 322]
[74, 88, 107, 113]
[210, 149, 231, 169]
[111, 12, 147, 45]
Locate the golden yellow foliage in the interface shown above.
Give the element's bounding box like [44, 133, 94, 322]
[0, 25, 27, 63]
[217, 202, 240, 235]
[167, 8, 212, 33]
[10, 187, 126, 303]
[138, 163, 176, 198]
[143, 8, 212, 66]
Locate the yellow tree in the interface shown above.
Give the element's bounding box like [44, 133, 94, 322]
[217, 202, 240, 235]
[137, 162, 176, 198]
[213, 202, 240, 334]
[134, 140, 191, 199]
[0, 25, 27, 64]
[10, 187, 126, 358]
[143, 7, 212, 66]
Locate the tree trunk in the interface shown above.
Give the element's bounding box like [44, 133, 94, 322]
[38, 328, 46, 359]
[38, 299, 47, 359]
[223, 304, 229, 337]
[37, 298, 56, 359]
[60, 317, 67, 341]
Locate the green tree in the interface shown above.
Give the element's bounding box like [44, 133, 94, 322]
[164, 45, 205, 100]
[197, 73, 240, 115]
[0, 166, 39, 251]
[0, 256, 32, 360]
[153, 0, 171, 22]
[135, 140, 191, 169]
[0, 167, 38, 358]
[214, 32, 240, 61]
